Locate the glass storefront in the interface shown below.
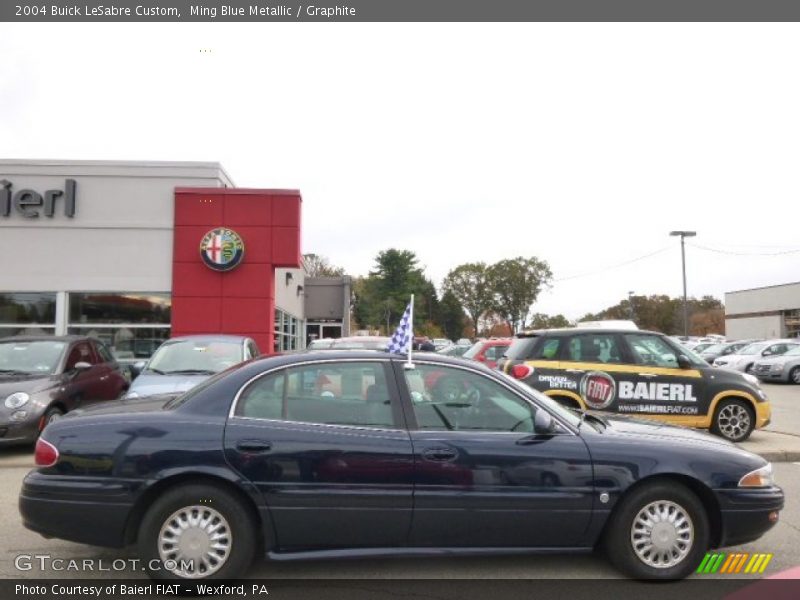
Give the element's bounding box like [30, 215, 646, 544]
[0, 293, 57, 337]
[67, 293, 171, 362]
[274, 308, 304, 353]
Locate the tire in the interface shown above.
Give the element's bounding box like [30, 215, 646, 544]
[790, 366, 800, 385]
[602, 481, 709, 580]
[41, 406, 64, 431]
[711, 398, 755, 442]
[137, 483, 257, 580]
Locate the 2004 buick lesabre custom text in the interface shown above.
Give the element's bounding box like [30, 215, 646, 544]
[19, 352, 784, 581]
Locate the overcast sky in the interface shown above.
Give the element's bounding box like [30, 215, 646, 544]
[2, 23, 799, 319]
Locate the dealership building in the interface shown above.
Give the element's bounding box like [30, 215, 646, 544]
[0, 159, 350, 358]
[725, 281, 800, 340]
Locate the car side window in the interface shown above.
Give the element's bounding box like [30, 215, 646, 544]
[485, 345, 505, 360]
[93, 341, 114, 363]
[533, 338, 561, 360]
[236, 362, 395, 429]
[624, 334, 679, 368]
[565, 335, 624, 364]
[65, 342, 98, 370]
[404, 364, 538, 432]
[248, 341, 260, 358]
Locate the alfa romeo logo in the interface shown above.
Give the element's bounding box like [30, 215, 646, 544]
[199, 228, 245, 272]
[580, 371, 616, 410]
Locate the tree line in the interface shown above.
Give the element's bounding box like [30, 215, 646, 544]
[304, 252, 726, 340]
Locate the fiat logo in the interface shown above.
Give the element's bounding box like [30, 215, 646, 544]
[199, 228, 245, 272]
[580, 371, 616, 410]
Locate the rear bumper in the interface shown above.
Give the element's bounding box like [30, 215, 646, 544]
[19, 471, 132, 548]
[715, 486, 784, 547]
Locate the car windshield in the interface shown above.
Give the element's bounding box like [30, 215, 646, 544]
[0, 340, 67, 375]
[701, 343, 726, 354]
[462, 342, 484, 359]
[147, 340, 243, 374]
[738, 342, 767, 355]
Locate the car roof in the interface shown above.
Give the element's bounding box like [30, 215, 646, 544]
[164, 335, 250, 343]
[516, 327, 662, 337]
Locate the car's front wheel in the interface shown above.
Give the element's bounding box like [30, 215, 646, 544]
[138, 483, 256, 580]
[711, 398, 755, 442]
[603, 481, 709, 580]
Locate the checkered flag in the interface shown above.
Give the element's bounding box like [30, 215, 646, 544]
[387, 300, 413, 354]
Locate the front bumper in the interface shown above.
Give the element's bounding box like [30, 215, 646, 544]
[715, 486, 784, 547]
[755, 401, 772, 429]
[0, 418, 42, 445]
[19, 471, 133, 548]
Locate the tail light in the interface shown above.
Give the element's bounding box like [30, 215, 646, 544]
[510, 364, 534, 380]
[35, 438, 59, 467]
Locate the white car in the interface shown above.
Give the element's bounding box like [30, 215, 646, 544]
[713, 339, 797, 374]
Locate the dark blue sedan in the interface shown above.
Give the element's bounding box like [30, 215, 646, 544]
[19, 352, 783, 581]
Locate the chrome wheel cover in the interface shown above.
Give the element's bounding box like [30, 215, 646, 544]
[718, 404, 751, 440]
[630, 500, 694, 569]
[791, 368, 800, 384]
[158, 505, 232, 578]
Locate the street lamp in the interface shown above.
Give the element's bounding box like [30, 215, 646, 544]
[628, 291, 635, 321]
[669, 231, 697, 338]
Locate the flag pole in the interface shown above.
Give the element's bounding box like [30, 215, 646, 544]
[406, 294, 414, 369]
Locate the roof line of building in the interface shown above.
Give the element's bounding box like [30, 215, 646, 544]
[726, 281, 800, 295]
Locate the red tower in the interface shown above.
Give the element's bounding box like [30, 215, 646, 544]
[171, 188, 302, 352]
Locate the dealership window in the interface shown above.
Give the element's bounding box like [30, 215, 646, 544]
[66, 293, 171, 361]
[274, 308, 304, 353]
[786, 309, 800, 339]
[0, 292, 57, 337]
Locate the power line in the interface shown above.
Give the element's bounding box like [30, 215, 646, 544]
[687, 243, 800, 257]
[554, 246, 671, 282]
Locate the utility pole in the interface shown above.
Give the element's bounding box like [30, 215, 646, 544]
[669, 231, 697, 338]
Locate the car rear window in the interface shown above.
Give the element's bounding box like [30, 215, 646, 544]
[504, 337, 539, 360]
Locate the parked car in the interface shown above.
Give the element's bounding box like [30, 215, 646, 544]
[462, 339, 512, 369]
[21, 352, 783, 581]
[752, 344, 800, 384]
[432, 338, 452, 351]
[713, 340, 796, 374]
[110, 337, 166, 378]
[125, 335, 259, 399]
[455, 338, 472, 346]
[438, 344, 471, 357]
[306, 336, 391, 351]
[699, 340, 756, 365]
[0, 336, 128, 445]
[497, 327, 771, 442]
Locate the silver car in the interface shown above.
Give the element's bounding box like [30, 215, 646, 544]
[126, 335, 259, 399]
[713, 339, 797, 373]
[752, 344, 800, 384]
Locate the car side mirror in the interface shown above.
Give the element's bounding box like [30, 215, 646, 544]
[534, 410, 555, 434]
[677, 355, 691, 369]
[761, 350, 772, 357]
[129, 360, 147, 379]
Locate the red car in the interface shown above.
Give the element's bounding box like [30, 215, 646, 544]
[463, 339, 511, 369]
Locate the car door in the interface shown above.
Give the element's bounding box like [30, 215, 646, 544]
[90, 340, 126, 399]
[224, 358, 415, 550]
[397, 361, 594, 548]
[617, 333, 707, 419]
[61, 341, 105, 407]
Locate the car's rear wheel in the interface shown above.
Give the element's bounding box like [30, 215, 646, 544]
[790, 366, 800, 385]
[138, 483, 256, 580]
[711, 398, 755, 442]
[602, 481, 708, 580]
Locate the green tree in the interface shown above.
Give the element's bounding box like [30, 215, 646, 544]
[488, 257, 553, 334]
[442, 263, 493, 341]
[529, 313, 572, 329]
[353, 249, 439, 334]
[439, 290, 466, 341]
[303, 253, 345, 277]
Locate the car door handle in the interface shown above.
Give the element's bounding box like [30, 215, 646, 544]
[236, 440, 273, 453]
[421, 447, 458, 462]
